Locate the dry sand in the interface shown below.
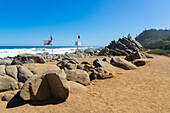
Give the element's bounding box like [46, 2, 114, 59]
[0, 55, 170, 113]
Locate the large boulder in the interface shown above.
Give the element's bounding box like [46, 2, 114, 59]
[5, 66, 18, 80]
[110, 57, 137, 70]
[65, 69, 90, 86]
[20, 69, 69, 101]
[69, 81, 87, 94]
[23, 63, 60, 74]
[0, 65, 6, 75]
[11, 53, 45, 65]
[20, 74, 51, 101]
[0, 75, 18, 92]
[133, 59, 148, 66]
[18, 66, 33, 82]
[42, 69, 69, 101]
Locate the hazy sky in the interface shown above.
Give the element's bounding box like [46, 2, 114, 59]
[0, 0, 170, 46]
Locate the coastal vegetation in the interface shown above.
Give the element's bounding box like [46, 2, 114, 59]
[135, 29, 170, 50]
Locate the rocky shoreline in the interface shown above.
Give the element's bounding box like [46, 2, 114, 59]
[0, 38, 153, 107]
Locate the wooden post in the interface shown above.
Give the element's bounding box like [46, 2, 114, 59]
[44, 43, 46, 59]
[51, 43, 53, 58]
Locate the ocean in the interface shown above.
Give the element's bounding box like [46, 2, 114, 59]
[0, 46, 93, 58]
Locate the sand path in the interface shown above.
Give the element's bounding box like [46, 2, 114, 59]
[0, 55, 170, 113]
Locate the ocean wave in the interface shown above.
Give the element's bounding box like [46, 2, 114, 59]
[0, 47, 88, 58]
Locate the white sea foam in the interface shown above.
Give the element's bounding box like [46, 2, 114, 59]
[0, 47, 87, 58]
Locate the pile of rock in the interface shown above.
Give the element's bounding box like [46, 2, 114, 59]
[99, 37, 143, 56]
[0, 63, 60, 93]
[56, 56, 115, 80]
[0, 69, 89, 102]
[11, 53, 46, 65]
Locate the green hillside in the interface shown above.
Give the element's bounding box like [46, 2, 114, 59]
[135, 29, 170, 49]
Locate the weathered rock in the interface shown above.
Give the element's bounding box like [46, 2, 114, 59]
[18, 66, 33, 82]
[115, 42, 128, 50]
[84, 48, 94, 56]
[1, 93, 14, 101]
[76, 65, 84, 70]
[0, 75, 18, 92]
[132, 40, 143, 51]
[110, 57, 137, 70]
[105, 37, 144, 56]
[5, 66, 18, 80]
[65, 69, 90, 86]
[43, 69, 69, 101]
[93, 59, 102, 67]
[0, 58, 13, 65]
[11, 53, 45, 65]
[65, 63, 77, 70]
[133, 59, 148, 66]
[125, 51, 142, 61]
[20, 74, 51, 101]
[125, 49, 133, 54]
[119, 38, 133, 49]
[18, 82, 24, 89]
[20, 69, 69, 101]
[69, 81, 87, 94]
[93, 60, 115, 76]
[109, 49, 121, 56]
[0, 65, 6, 75]
[115, 48, 128, 55]
[23, 63, 60, 74]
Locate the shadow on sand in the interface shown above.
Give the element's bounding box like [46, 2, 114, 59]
[6, 92, 65, 108]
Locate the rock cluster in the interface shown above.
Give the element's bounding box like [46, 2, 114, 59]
[11, 53, 46, 65]
[100, 37, 143, 56]
[0, 64, 60, 93]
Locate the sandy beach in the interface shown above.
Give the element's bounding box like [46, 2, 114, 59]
[0, 54, 169, 113]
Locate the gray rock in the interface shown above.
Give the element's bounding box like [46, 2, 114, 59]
[65, 63, 77, 70]
[133, 59, 148, 66]
[65, 69, 90, 86]
[125, 49, 133, 54]
[110, 57, 137, 70]
[20, 74, 51, 101]
[119, 38, 133, 49]
[125, 51, 142, 61]
[115, 48, 128, 56]
[20, 69, 69, 101]
[0, 58, 13, 65]
[0, 75, 18, 92]
[5, 66, 18, 80]
[18, 66, 33, 82]
[115, 41, 128, 50]
[43, 69, 69, 101]
[11, 53, 45, 65]
[132, 40, 143, 51]
[76, 65, 84, 70]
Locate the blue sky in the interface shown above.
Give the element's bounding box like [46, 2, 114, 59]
[0, 0, 170, 46]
